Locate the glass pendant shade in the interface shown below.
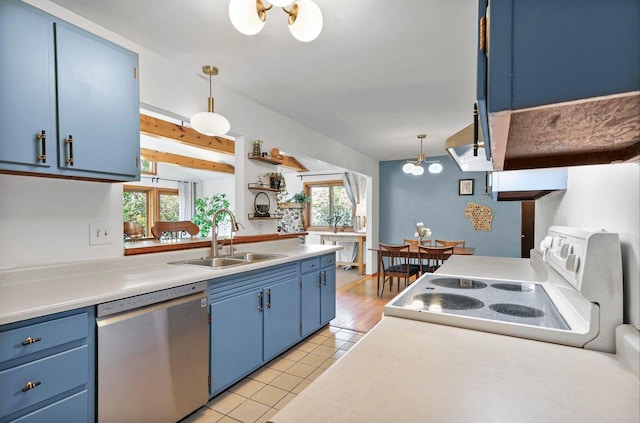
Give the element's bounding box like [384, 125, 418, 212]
[229, 0, 266, 35]
[428, 163, 443, 174]
[191, 110, 231, 136]
[402, 162, 415, 174]
[288, 0, 323, 42]
[412, 165, 425, 175]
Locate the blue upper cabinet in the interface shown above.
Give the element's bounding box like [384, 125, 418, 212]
[0, 0, 140, 181]
[477, 0, 640, 171]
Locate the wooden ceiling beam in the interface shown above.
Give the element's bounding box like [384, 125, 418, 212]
[140, 114, 235, 155]
[140, 148, 235, 174]
[280, 155, 309, 172]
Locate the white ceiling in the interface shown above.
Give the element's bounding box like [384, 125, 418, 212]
[49, 0, 478, 162]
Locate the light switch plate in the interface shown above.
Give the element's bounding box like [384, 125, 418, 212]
[90, 223, 113, 245]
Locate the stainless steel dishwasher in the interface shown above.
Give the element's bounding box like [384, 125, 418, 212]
[96, 281, 208, 423]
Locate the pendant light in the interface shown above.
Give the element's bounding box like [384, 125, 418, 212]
[403, 134, 442, 175]
[229, 0, 323, 42]
[190, 66, 230, 137]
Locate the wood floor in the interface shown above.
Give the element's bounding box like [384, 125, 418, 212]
[330, 272, 415, 333]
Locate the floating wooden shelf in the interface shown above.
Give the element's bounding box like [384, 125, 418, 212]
[248, 154, 283, 165]
[247, 183, 283, 192]
[248, 214, 282, 221]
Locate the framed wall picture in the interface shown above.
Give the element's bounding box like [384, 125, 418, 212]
[459, 179, 474, 195]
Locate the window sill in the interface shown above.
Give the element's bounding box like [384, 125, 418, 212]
[123, 232, 308, 256]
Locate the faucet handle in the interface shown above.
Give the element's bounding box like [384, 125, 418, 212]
[234, 222, 245, 232]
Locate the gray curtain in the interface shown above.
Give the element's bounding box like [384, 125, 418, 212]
[179, 181, 196, 221]
[342, 172, 367, 269]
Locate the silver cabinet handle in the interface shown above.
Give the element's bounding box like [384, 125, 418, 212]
[323, 270, 327, 286]
[317, 272, 322, 287]
[266, 289, 271, 309]
[22, 336, 41, 346]
[258, 292, 263, 312]
[22, 381, 41, 392]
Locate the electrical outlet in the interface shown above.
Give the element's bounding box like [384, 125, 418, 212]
[90, 223, 113, 245]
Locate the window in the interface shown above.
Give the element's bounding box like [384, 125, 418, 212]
[123, 186, 179, 238]
[304, 180, 353, 231]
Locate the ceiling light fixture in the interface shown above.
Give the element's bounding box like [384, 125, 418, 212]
[229, 0, 323, 42]
[402, 134, 442, 175]
[190, 66, 231, 137]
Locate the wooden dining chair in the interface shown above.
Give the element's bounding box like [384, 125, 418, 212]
[377, 243, 421, 297]
[418, 245, 454, 273]
[404, 238, 432, 246]
[435, 239, 465, 248]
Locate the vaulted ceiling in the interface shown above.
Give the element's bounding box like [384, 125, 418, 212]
[49, 0, 478, 162]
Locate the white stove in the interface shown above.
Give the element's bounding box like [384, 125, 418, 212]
[384, 226, 623, 353]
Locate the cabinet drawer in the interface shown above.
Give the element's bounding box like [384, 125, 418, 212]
[10, 390, 87, 423]
[0, 313, 88, 364]
[0, 346, 88, 419]
[321, 254, 336, 268]
[300, 258, 321, 274]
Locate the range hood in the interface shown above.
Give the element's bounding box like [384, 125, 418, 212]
[446, 104, 493, 172]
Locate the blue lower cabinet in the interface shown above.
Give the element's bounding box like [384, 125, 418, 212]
[301, 253, 337, 336]
[0, 308, 95, 423]
[209, 263, 301, 396]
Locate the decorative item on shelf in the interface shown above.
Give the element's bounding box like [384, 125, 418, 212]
[270, 147, 284, 162]
[229, 0, 323, 42]
[402, 134, 443, 176]
[266, 171, 286, 190]
[289, 190, 310, 205]
[414, 222, 432, 244]
[190, 66, 231, 136]
[254, 192, 271, 217]
[252, 139, 263, 157]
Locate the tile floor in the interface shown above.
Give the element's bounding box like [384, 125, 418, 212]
[182, 325, 365, 423]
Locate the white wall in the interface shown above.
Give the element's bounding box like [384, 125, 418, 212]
[0, 1, 379, 269]
[535, 163, 640, 328]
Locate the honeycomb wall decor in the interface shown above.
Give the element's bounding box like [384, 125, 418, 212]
[464, 202, 495, 231]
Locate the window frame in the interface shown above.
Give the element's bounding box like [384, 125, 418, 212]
[304, 180, 354, 232]
[123, 185, 179, 238]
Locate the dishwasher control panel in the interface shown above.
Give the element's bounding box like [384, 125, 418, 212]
[97, 281, 207, 317]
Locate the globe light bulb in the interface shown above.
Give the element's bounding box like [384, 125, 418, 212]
[428, 163, 443, 174]
[288, 0, 323, 42]
[412, 165, 425, 176]
[402, 162, 415, 174]
[229, 0, 266, 36]
[190, 112, 231, 136]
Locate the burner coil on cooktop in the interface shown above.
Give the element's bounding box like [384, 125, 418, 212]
[429, 278, 487, 289]
[489, 303, 545, 318]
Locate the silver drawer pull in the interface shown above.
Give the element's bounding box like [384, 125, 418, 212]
[22, 336, 42, 346]
[22, 381, 41, 392]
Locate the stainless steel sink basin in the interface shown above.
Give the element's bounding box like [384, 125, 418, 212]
[228, 252, 286, 262]
[169, 252, 286, 270]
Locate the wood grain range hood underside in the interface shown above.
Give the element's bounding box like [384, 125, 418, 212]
[489, 91, 640, 171]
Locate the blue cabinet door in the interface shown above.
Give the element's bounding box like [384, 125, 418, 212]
[0, 0, 56, 172]
[56, 22, 140, 179]
[263, 277, 301, 361]
[320, 265, 336, 325]
[210, 290, 263, 395]
[300, 271, 321, 337]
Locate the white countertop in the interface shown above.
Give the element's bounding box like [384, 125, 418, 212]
[272, 317, 640, 423]
[0, 242, 341, 325]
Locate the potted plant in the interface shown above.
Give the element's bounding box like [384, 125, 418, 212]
[191, 193, 231, 237]
[266, 172, 285, 190]
[290, 191, 311, 205]
[252, 139, 263, 157]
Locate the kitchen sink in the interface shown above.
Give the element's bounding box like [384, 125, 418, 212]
[169, 252, 286, 270]
[228, 252, 286, 261]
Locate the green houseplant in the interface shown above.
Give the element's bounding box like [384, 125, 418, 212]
[191, 193, 231, 237]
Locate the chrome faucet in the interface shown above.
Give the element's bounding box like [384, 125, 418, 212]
[211, 208, 243, 257]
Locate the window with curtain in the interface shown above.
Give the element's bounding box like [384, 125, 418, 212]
[123, 185, 179, 237]
[304, 180, 353, 231]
